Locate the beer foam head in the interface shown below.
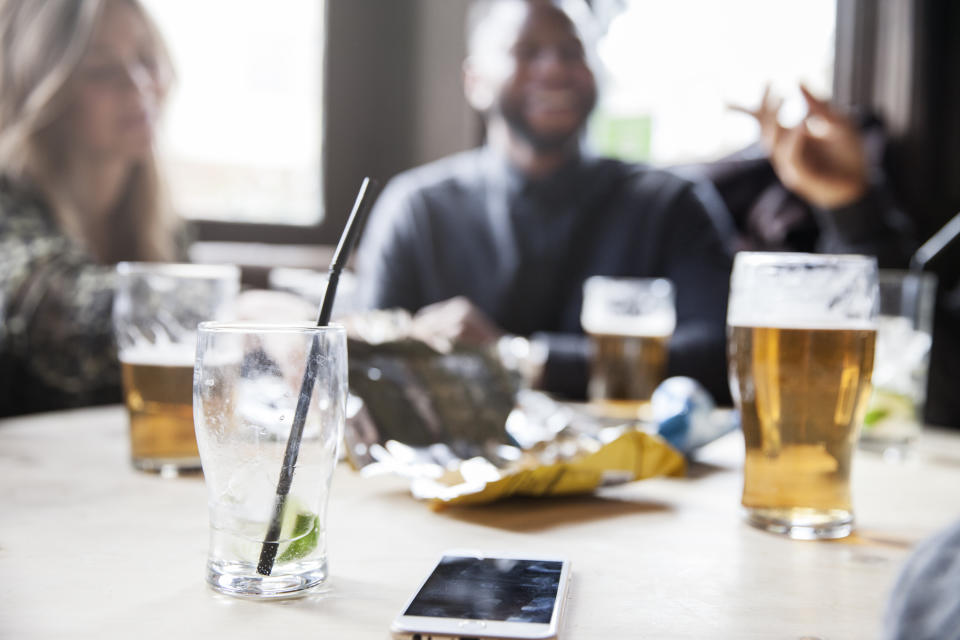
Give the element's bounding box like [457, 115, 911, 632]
[727, 252, 879, 329]
[113, 262, 241, 352]
[119, 344, 197, 366]
[120, 342, 246, 369]
[581, 276, 676, 336]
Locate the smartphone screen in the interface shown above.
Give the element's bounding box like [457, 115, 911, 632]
[403, 555, 564, 623]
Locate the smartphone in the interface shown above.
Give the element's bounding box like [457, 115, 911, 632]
[390, 550, 571, 640]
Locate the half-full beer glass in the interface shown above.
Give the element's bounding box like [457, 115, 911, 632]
[113, 263, 239, 474]
[194, 323, 347, 598]
[727, 253, 878, 539]
[581, 276, 675, 417]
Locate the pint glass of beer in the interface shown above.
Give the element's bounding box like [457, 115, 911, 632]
[113, 263, 240, 474]
[727, 253, 878, 539]
[581, 276, 676, 416]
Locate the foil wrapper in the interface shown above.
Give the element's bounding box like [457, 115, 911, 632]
[342, 313, 690, 508]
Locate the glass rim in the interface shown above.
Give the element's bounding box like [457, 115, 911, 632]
[116, 261, 240, 279]
[877, 268, 938, 284]
[584, 275, 674, 287]
[733, 251, 876, 268]
[197, 321, 345, 334]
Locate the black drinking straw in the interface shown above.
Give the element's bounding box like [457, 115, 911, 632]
[901, 211, 960, 319]
[257, 177, 378, 576]
[910, 211, 960, 272]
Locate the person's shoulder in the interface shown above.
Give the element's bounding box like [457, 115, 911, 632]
[0, 178, 29, 218]
[383, 149, 487, 202]
[605, 160, 702, 198]
[0, 178, 56, 234]
[368, 149, 488, 232]
[0, 179, 80, 295]
[885, 517, 960, 639]
[607, 160, 732, 232]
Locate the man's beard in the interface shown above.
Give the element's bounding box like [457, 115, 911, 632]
[497, 97, 594, 152]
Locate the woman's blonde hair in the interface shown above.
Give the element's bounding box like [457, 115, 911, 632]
[0, 0, 176, 262]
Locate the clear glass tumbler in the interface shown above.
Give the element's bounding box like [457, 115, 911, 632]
[113, 262, 240, 474]
[194, 322, 347, 598]
[860, 270, 937, 459]
[727, 253, 878, 539]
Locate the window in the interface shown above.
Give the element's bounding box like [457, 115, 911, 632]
[142, 0, 324, 225]
[589, 0, 836, 165]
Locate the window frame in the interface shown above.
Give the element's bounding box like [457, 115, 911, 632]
[186, 1, 476, 251]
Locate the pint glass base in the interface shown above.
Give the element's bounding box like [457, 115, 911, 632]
[207, 558, 330, 599]
[745, 507, 853, 540]
[858, 422, 919, 461]
[858, 437, 915, 463]
[131, 456, 201, 477]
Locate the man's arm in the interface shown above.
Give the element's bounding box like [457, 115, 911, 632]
[656, 179, 734, 405]
[527, 331, 590, 400]
[813, 183, 917, 268]
[354, 177, 427, 313]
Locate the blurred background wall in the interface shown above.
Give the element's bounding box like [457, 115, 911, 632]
[146, 0, 958, 261]
[835, 0, 960, 240]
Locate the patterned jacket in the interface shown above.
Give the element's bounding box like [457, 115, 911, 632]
[0, 180, 183, 416]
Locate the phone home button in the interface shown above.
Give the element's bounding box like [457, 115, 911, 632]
[457, 620, 486, 629]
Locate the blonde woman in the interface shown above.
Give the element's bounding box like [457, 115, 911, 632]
[0, 0, 181, 415]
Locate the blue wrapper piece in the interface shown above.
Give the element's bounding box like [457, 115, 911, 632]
[652, 377, 739, 454]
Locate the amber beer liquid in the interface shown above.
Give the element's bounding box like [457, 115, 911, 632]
[120, 350, 199, 472]
[581, 277, 675, 417]
[587, 331, 670, 414]
[728, 324, 876, 537]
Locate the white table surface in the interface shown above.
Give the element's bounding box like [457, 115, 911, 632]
[2, 405, 959, 639]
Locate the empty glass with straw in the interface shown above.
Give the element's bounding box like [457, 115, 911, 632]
[193, 178, 376, 598]
[194, 322, 347, 597]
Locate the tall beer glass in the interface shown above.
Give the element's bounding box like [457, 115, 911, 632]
[581, 276, 675, 417]
[727, 253, 878, 539]
[113, 263, 240, 475]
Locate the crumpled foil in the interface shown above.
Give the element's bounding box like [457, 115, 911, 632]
[341, 312, 688, 509]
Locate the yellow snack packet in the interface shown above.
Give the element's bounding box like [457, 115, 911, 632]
[409, 429, 685, 509]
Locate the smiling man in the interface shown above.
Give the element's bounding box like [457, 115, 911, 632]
[356, 0, 734, 403]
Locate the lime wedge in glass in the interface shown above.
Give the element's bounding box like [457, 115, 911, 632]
[863, 389, 914, 429]
[276, 497, 319, 563]
[278, 511, 319, 563]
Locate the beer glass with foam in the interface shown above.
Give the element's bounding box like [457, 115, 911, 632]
[727, 253, 878, 539]
[581, 276, 676, 417]
[113, 263, 240, 474]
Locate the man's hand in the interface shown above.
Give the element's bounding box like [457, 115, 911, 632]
[731, 84, 869, 209]
[410, 296, 504, 352]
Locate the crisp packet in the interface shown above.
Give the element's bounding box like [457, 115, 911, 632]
[341, 313, 686, 508]
[352, 388, 685, 510]
[652, 377, 739, 453]
[407, 428, 685, 509]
